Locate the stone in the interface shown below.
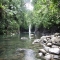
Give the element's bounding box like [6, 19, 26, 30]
[21, 37, 28, 40]
[32, 39, 40, 44]
[44, 53, 52, 60]
[38, 49, 46, 54]
[42, 44, 50, 52]
[54, 33, 60, 37]
[16, 48, 26, 53]
[51, 36, 59, 43]
[52, 45, 59, 48]
[38, 52, 43, 57]
[47, 43, 52, 47]
[53, 55, 59, 59]
[49, 48, 60, 55]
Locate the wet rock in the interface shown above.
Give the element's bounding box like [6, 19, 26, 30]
[42, 44, 60, 55]
[40, 36, 51, 44]
[52, 45, 59, 48]
[38, 49, 46, 55]
[33, 33, 60, 60]
[47, 43, 52, 47]
[54, 33, 60, 37]
[43, 39, 47, 43]
[44, 53, 52, 60]
[38, 49, 46, 57]
[49, 48, 60, 55]
[32, 39, 40, 44]
[40, 36, 46, 40]
[50, 33, 60, 43]
[51, 37, 57, 43]
[51, 35, 54, 38]
[51, 37, 60, 43]
[53, 55, 59, 59]
[46, 36, 51, 40]
[21, 37, 28, 40]
[52, 43, 60, 46]
[58, 36, 60, 38]
[42, 44, 50, 52]
[16, 48, 26, 53]
[38, 52, 43, 57]
[40, 38, 47, 45]
[40, 36, 51, 40]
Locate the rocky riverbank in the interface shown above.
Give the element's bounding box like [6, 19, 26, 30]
[32, 33, 60, 60]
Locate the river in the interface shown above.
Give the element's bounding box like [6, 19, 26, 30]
[0, 33, 41, 60]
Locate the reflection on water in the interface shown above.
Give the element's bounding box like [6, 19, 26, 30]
[0, 33, 41, 60]
[24, 49, 35, 60]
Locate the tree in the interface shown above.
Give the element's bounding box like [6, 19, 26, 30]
[0, 0, 25, 35]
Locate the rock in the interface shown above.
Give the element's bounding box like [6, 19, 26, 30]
[39, 49, 46, 54]
[47, 43, 52, 47]
[49, 48, 60, 55]
[52, 45, 59, 48]
[40, 36, 46, 40]
[21, 37, 28, 40]
[58, 36, 60, 38]
[42, 44, 60, 55]
[40, 38, 47, 44]
[46, 36, 51, 40]
[42, 44, 50, 52]
[40, 36, 51, 44]
[52, 43, 60, 46]
[43, 39, 47, 43]
[51, 36, 58, 43]
[44, 53, 52, 60]
[53, 55, 59, 59]
[35, 33, 60, 60]
[32, 39, 40, 44]
[31, 34, 34, 36]
[16, 48, 26, 53]
[38, 52, 43, 57]
[51, 35, 54, 38]
[54, 33, 60, 37]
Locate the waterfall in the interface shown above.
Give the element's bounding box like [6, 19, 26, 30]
[29, 24, 31, 39]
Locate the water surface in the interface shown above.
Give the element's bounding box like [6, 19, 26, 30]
[0, 33, 41, 60]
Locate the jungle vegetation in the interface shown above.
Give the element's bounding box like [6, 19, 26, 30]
[0, 0, 60, 35]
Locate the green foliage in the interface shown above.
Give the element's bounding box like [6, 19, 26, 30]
[0, 0, 25, 34]
[32, 0, 60, 29]
[0, 0, 60, 34]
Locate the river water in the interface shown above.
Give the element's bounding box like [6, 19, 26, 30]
[0, 33, 41, 60]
